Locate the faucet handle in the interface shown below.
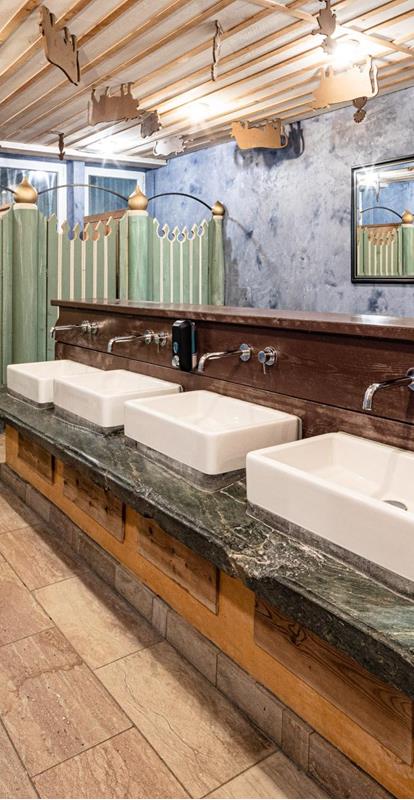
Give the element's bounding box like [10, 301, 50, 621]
[154, 331, 170, 352]
[142, 329, 154, 345]
[240, 343, 253, 362]
[258, 346, 278, 375]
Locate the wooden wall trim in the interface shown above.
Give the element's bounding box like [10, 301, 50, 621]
[255, 597, 413, 764]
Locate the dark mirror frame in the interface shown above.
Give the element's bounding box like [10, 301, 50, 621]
[351, 154, 414, 284]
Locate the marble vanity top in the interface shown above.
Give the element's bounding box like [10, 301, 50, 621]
[1, 387, 414, 699]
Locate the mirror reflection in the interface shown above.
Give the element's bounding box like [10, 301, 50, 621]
[352, 158, 414, 282]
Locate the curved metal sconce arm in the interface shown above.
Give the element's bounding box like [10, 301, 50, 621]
[360, 206, 403, 221]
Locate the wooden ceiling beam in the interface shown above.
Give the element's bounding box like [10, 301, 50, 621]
[45, 0, 371, 147]
[98, 48, 414, 157]
[247, 1, 314, 24]
[0, 0, 40, 45]
[41, 0, 313, 146]
[60, 0, 406, 149]
[0, 0, 234, 136]
[249, 0, 414, 59]
[0, 0, 98, 79]
[0, 0, 190, 106]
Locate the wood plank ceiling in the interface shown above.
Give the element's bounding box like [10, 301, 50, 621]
[0, 0, 413, 164]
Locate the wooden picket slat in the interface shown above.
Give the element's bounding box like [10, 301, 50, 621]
[37, 211, 47, 361]
[0, 210, 13, 383]
[106, 217, 117, 300]
[46, 214, 59, 360]
[118, 212, 129, 300]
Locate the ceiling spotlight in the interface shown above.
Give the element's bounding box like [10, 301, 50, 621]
[331, 39, 363, 70]
[186, 97, 226, 125]
[187, 101, 211, 124]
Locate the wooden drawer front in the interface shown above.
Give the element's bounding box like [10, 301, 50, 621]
[18, 434, 54, 483]
[255, 598, 413, 764]
[63, 464, 124, 542]
[136, 514, 218, 613]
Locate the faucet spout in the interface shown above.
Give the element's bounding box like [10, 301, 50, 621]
[107, 330, 154, 353]
[50, 320, 99, 338]
[363, 369, 414, 412]
[197, 344, 253, 373]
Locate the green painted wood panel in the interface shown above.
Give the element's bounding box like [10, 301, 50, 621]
[208, 216, 225, 305]
[0, 210, 13, 383]
[46, 215, 59, 360]
[72, 225, 82, 300]
[12, 207, 39, 364]
[37, 212, 48, 361]
[402, 227, 414, 275]
[83, 223, 95, 300]
[106, 218, 117, 300]
[118, 213, 129, 300]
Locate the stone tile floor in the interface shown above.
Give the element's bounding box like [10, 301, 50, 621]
[0, 433, 326, 799]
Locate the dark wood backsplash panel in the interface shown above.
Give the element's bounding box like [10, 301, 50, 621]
[53, 301, 414, 450]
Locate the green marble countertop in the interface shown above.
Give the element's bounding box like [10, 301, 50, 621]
[0, 388, 414, 698]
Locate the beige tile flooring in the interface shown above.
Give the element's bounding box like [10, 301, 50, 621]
[0, 442, 326, 799]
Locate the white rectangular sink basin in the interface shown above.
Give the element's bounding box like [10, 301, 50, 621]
[7, 360, 100, 405]
[54, 369, 182, 429]
[247, 432, 414, 584]
[124, 390, 300, 475]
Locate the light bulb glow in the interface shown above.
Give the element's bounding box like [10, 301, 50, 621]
[186, 96, 226, 124]
[331, 39, 363, 70]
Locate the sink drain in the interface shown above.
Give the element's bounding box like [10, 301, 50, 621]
[384, 499, 408, 511]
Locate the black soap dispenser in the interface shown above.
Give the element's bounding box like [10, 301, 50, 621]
[171, 320, 197, 372]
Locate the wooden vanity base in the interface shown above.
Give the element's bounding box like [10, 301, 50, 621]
[5, 424, 414, 798]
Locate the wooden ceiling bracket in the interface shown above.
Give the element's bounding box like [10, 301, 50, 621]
[39, 5, 80, 85]
[211, 19, 224, 81]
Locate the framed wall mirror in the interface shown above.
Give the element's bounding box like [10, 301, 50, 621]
[352, 156, 414, 283]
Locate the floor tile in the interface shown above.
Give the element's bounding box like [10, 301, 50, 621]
[0, 525, 82, 590]
[206, 751, 328, 798]
[0, 558, 52, 646]
[0, 627, 131, 776]
[0, 485, 40, 534]
[34, 727, 188, 799]
[35, 572, 161, 669]
[97, 641, 275, 798]
[0, 720, 37, 798]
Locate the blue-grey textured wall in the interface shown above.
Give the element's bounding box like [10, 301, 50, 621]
[150, 85, 414, 316]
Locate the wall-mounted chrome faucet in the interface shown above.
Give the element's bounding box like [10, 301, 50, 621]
[107, 329, 154, 353]
[363, 368, 414, 411]
[197, 343, 253, 373]
[50, 320, 99, 338]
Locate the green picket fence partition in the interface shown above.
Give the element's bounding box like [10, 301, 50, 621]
[356, 224, 414, 278]
[125, 212, 225, 305]
[46, 216, 119, 359]
[0, 198, 225, 381]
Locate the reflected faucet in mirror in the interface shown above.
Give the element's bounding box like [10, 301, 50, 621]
[363, 368, 414, 411]
[197, 343, 253, 373]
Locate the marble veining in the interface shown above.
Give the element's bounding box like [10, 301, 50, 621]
[1, 389, 414, 698]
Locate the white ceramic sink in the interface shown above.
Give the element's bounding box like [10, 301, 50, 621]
[54, 369, 182, 429]
[124, 390, 300, 475]
[7, 360, 100, 405]
[247, 432, 414, 583]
